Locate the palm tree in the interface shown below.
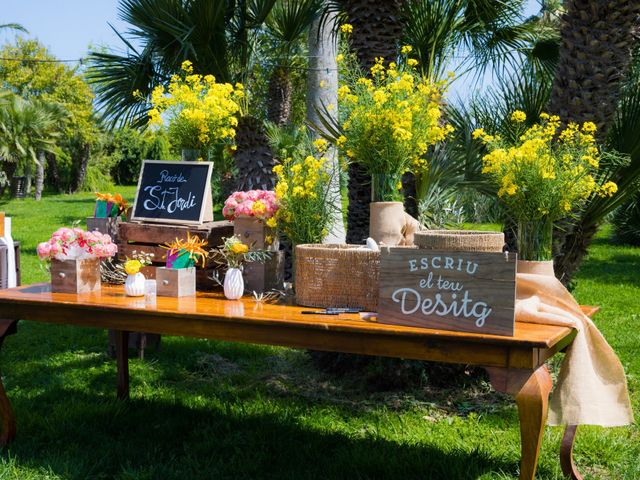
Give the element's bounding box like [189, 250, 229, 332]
[0, 94, 61, 200]
[548, 1, 640, 283]
[265, 0, 321, 126]
[87, 0, 283, 193]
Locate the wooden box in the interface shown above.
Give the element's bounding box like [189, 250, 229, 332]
[51, 258, 101, 294]
[157, 267, 196, 297]
[87, 217, 119, 242]
[233, 216, 282, 293]
[244, 251, 285, 294]
[117, 220, 233, 290]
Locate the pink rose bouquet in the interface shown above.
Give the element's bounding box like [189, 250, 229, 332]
[37, 227, 118, 261]
[222, 190, 278, 222]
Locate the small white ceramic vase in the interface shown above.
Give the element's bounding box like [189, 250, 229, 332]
[124, 272, 146, 297]
[224, 268, 244, 300]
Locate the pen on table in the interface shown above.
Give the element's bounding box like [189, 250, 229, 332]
[301, 310, 339, 315]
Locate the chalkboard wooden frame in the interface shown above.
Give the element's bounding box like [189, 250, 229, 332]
[131, 160, 214, 225]
[378, 248, 516, 337]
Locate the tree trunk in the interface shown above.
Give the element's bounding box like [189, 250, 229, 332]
[233, 116, 276, 192]
[34, 151, 45, 201]
[46, 152, 61, 192]
[72, 143, 90, 193]
[307, 10, 346, 244]
[548, 0, 640, 283]
[268, 66, 293, 127]
[340, 0, 406, 244]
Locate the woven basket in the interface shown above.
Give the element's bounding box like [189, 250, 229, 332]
[295, 244, 380, 311]
[414, 230, 505, 252]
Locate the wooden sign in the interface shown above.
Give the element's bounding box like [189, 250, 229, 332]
[131, 160, 213, 225]
[378, 248, 516, 336]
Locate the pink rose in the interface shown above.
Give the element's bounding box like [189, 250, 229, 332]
[37, 242, 51, 260]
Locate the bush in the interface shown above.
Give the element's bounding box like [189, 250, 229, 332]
[612, 192, 640, 246]
[108, 128, 173, 185]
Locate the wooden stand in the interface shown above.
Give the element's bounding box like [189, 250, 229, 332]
[233, 216, 283, 293]
[157, 267, 196, 297]
[86, 217, 119, 242]
[118, 220, 233, 290]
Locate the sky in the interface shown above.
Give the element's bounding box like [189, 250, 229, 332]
[1, 0, 542, 101]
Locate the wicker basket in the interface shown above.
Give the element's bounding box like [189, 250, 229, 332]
[295, 244, 380, 311]
[414, 230, 505, 252]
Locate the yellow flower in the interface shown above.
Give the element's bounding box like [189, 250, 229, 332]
[599, 181, 618, 197]
[252, 200, 267, 216]
[396, 181, 403, 190]
[181, 60, 193, 73]
[336, 53, 344, 63]
[336, 135, 347, 147]
[472, 128, 486, 140]
[230, 242, 249, 254]
[401, 45, 413, 54]
[340, 23, 353, 34]
[319, 80, 326, 88]
[407, 58, 419, 67]
[266, 217, 277, 228]
[313, 138, 328, 152]
[510, 110, 527, 123]
[124, 260, 142, 275]
[582, 121, 597, 134]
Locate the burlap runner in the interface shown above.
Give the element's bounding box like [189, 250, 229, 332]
[517, 261, 634, 426]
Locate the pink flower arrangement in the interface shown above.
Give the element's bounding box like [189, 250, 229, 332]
[223, 190, 278, 221]
[37, 227, 118, 261]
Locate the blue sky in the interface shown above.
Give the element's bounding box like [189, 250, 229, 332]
[1, 0, 541, 100]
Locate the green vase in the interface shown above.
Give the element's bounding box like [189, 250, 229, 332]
[517, 217, 553, 261]
[371, 173, 403, 202]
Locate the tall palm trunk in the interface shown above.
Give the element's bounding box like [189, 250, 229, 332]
[307, 11, 346, 243]
[267, 66, 293, 127]
[340, 0, 406, 244]
[72, 143, 90, 193]
[46, 152, 61, 192]
[233, 116, 277, 192]
[548, 0, 640, 284]
[34, 151, 45, 201]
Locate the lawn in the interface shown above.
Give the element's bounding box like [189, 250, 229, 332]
[0, 190, 637, 479]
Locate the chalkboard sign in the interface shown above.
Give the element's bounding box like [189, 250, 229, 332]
[131, 160, 214, 225]
[378, 248, 516, 336]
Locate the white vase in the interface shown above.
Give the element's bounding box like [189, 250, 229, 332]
[124, 272, 146, 297]
[224, 268, 244, 300]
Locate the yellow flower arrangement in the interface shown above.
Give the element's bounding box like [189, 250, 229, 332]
[272, 144, 336, 245]
[475, 111, 618, 260]
[335, 53, 452, 201]
[147, 60, 243, 153]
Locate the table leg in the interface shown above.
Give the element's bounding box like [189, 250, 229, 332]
[114, 330, 130, 400]
[561, 424, 583, 480]
[486, 365, 552, 480]
[0, 319, 18, 446]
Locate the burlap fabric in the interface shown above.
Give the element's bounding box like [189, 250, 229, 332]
[369, 202, 421, 246]
[517, 260, 633, 426]
[414, 229, 505, 252]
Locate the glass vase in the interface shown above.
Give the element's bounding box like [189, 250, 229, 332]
[181, 148, 201, 162]
[517, 217, 553, 261]
[371, 173, 403, 202]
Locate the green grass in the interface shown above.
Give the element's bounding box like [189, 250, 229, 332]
[0, 191, 637, 479]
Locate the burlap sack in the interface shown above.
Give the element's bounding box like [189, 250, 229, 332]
[369, 202, 421, 246]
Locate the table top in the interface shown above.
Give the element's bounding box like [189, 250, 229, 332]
[0, 284, 576, 351]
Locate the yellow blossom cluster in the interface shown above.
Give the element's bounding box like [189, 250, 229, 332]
[474, 111, 617, 222]
[272, 142, 335, 244]
[335, 52, 452, 200]
[147, 60, 243, 151]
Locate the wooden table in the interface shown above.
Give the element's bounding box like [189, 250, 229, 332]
[0, 284, 587, 480]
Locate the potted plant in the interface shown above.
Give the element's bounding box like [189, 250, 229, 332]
[210, 236, 271, 300]
[223, 189, 279, 251]
[475, 111, 618, 272]
[328, 48, 452, 245]
[157, 233, 208, 297]
[37, 227, 118, 293]
[146, 60, 243, 161]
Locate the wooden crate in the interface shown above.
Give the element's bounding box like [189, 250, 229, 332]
[117, 220, 233, 290]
